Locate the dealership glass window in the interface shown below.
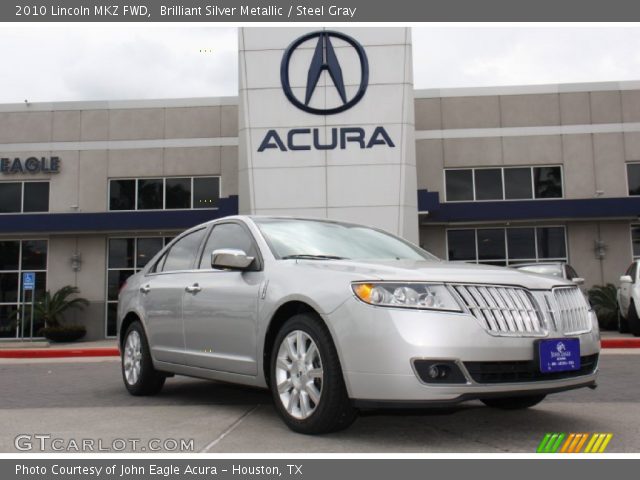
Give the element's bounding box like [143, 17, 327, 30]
[632, 226, 640, 259]
[137, 178, 164, 210]
[0, 181, 49, 213]
[109, 179, 135, 210]
[446, 226, 567, 265]
[166, 178, 191, 209]
[506, 228, 536, 260]
[627, 164, 640, 196]
[106, 236, 174, 338]
[504, 168, 533, 200]
[108, 176, 220, 211]
[444, 166, 562, 202]
[477, 228, 506, 263]
[0, 239, 47, 339]
[447, 229, 476, 261]
[444, 170, 473, 202]
[22, 182, 50, 212]
[193, 177, 220, 209]
[536, 226, 567, 259]
[474, 169, 503, 201]
[533, 167, 563, 199]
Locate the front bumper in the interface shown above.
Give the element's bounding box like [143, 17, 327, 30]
[326, 297, 600, 403]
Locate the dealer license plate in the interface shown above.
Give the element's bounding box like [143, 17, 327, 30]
[538, 338, 580, 373]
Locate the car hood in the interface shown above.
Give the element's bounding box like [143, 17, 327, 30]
[287, 258, 573, 290]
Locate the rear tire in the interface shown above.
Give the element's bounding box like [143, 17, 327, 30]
[270, 313, 357, 434]
[121, 321, 165, 396]
[618, 309, 631, 334]
[481, 394, 546, 410]
[628, 302, 640, 337]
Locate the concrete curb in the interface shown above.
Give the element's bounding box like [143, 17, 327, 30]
[0, 339, 639, 358]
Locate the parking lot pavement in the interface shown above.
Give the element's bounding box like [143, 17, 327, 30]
[0, 352, 638, 453]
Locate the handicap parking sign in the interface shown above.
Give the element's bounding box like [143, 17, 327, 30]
[22, 272, 35, 291]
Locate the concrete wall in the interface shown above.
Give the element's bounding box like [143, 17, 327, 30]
[415, 87, 640, 200]
[0, 99, 239, 339]
[414, 83, 640, 288]
[238, 27, 419, 243]
[0, 101, 239, 214]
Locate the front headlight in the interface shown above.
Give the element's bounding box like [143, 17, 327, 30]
[351, 282, 462, 312]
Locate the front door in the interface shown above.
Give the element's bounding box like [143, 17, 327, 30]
[182, 222, 263, 375]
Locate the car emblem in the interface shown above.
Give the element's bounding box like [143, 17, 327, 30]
[280, 30, 369, 115]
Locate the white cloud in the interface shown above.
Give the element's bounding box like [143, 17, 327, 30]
[2, 26, 640, 103]
[411, 27, 640, 88]
[0, 27, 237, 103]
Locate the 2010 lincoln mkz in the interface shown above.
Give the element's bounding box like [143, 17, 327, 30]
[117, 216, 600, 434]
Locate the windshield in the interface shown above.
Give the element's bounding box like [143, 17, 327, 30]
[254, 218, 438, 261]
[515, 264, 563, 278]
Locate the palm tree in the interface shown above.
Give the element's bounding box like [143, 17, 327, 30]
[35, 286, 89, 328]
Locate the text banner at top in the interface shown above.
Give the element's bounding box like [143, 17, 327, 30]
[5, 0, 640, 22]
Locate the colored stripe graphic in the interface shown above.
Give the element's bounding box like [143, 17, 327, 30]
[537, 433, 565, 453]
[538, 433, 613, 453]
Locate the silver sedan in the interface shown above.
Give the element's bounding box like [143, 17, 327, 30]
[118, 216, 600, 434]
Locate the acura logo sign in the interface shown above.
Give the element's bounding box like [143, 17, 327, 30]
[280, 30, 369, 115]
[257, 30, 394, 153]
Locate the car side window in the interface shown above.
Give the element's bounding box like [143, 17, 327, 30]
[199, 223, 258, 269]
[160, 228, 207, 272]
[632, 263, 638, 283]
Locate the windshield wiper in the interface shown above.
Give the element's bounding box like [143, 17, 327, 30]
[281, 254, 348, 260]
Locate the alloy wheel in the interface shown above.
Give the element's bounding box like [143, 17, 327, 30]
[274, 330, 324, 420]
[123, 330, 142, 385]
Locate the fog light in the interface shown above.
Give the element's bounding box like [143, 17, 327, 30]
[428, 364, 450, 379]
[413, 359, 466, 384]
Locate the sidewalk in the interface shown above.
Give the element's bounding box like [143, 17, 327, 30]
[0, 332, 638, 358]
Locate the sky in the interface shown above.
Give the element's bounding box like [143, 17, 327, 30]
[1, 26, 640, 103]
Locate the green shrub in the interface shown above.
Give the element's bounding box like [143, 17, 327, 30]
[35, 286, 89, 342]
[587, 283, 619, 330]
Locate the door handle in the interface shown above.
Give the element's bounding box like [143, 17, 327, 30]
[185, 283, 202, 294]
[140, 284, 151, 294]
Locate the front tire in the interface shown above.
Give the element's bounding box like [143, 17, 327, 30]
[628, 302, 640, 337]
[481, 394, 546, 410]
[270, 313, 357, 434]
[121, 321, 165, 395]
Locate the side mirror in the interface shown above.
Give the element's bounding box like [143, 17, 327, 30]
[620, 275, 633, 284]
[211, 249, 254, 270]
[571, 277, 585, 286]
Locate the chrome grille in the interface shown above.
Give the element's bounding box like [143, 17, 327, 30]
[550, 287, 592, 335]
[452, 284, 546, 336]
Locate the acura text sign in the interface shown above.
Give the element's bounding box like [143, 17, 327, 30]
[257, 30, 395, 153]
[238, 27, 419, 242]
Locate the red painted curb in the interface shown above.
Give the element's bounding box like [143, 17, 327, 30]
[0, 347, 119, 358]
[600, 338, 640, 349]
[0, 340, 638, 359]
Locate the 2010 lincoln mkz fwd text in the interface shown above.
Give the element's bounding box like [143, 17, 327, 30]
[117, 216, 600, 434]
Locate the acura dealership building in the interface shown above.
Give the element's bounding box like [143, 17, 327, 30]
[3, 27, 640, 340]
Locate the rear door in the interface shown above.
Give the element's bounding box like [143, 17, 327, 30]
[141, 227, 208, 365]
[182, 221, 264, 375]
